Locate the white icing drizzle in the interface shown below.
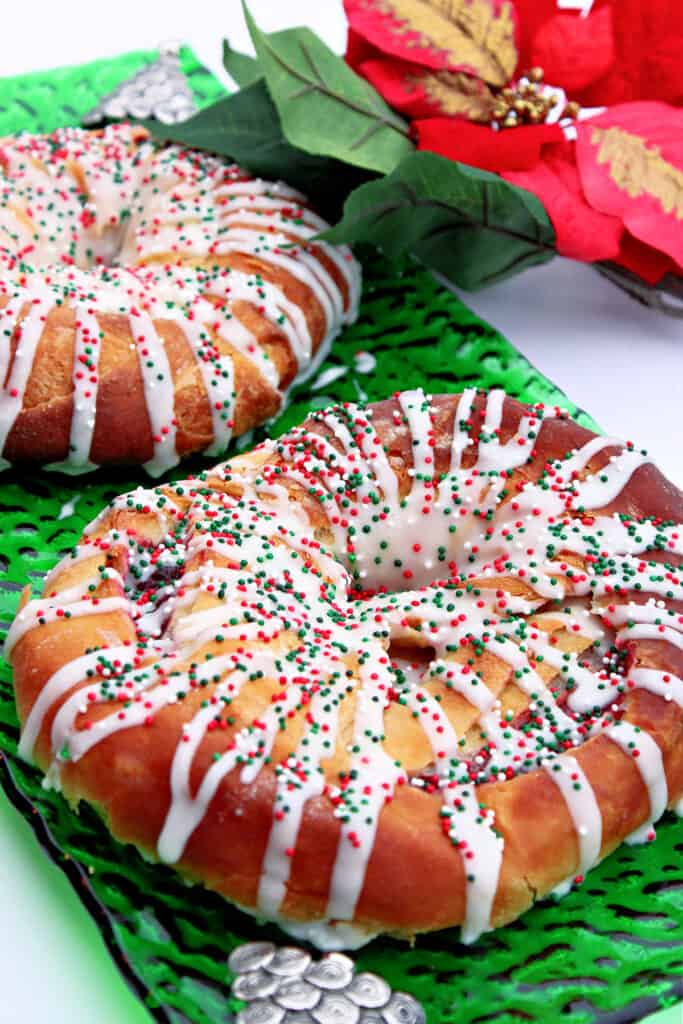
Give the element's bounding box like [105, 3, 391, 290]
[47, 304, 103, 473]
[0, 288, 28, 387]
[627, 668, 683, 708]
[170, 611, 282, 652]
[18, 644, 135, 761]
[257, 673, 342, 920]
[604, 721, 668, 845]
[42, 541, 111, 591]
[449, 387, 477, 471]
[130, 311, 179, 477]
[216, 231, 336, 327]
[168, 310, 238, 458]
[403, 674, 503, 943]
[543, 754, 602, 895]
[50, 662, 170, 768]
[594, 557, 683, 603]
[5, 586, 127, 657]
[442, 782, 504, 944]
[619, 624, 683, 651]
[604, 601, 683, 631]
[573, 449, 651, 509]
[272, 915, 377, 952]
[403, 685, 461, 759]
[434, 662, 497, 713]
[82, 485, 182, 537]
[157, 653, 288, 863]
[0, 286, 51, 465]
[326, 651, 408, 922]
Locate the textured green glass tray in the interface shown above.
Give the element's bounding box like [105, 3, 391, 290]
[0, 47, 681, 1024]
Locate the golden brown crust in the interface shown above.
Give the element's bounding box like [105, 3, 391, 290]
[9, 391, 683, 942]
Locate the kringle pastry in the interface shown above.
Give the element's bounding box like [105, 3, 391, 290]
[0, 124, 360, 475]
[7, 389, 683, 949]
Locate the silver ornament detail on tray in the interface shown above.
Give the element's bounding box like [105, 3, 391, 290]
[229, 943, 426, 1024]
[82, 41, 197, 126]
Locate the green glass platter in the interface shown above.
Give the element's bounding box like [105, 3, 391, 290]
[0, 47, 681, 1024]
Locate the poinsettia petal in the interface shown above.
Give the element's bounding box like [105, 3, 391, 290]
[343, 0, 518, 86]
[531, 8, 615, 93]
[515, 0, 683, 107]
[509, 0, 557, 77]
[576, 102, 683, 270]
[614, 230, 678, 286]
[502, 141, 623, 261]
[415, 119, 564, 173]
[577, 0, 683, 106]
[360, 58, 495, 120]
[345, 27, 383, 72]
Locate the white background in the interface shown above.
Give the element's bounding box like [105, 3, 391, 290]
[0, 2, 681, 1021]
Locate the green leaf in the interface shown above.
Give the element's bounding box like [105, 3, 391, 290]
[222, 39, 261, 89]
[142, 79, 369, 219]
[242, 2, 413, 175]
[321, 151, 557, 290]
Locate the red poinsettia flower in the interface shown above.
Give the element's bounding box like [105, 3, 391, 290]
[503, 101, 683, 274]
[575, 102, 683, 271]
[513, 0, 683, 107]
[359, 57, 497, 122]
[415, 120, 564, 173]
[500, 138, 621, 262]
[344, 0, 683, 283]
[344, 0, 519, 87]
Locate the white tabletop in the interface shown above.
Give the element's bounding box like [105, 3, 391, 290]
[0, 2, 681, 1021]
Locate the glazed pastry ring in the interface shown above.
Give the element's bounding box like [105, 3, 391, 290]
[7, 389, 683, 949]
[0, 123, 360, 474]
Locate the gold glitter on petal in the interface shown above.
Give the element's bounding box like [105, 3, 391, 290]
[591, 126, 683, 221]
[375, 0, 518, 87]
[414, 70, 495, 120]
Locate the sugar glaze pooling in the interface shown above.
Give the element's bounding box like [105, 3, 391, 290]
[0, 124, 360, 474]
[7, 388, 683, 948]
